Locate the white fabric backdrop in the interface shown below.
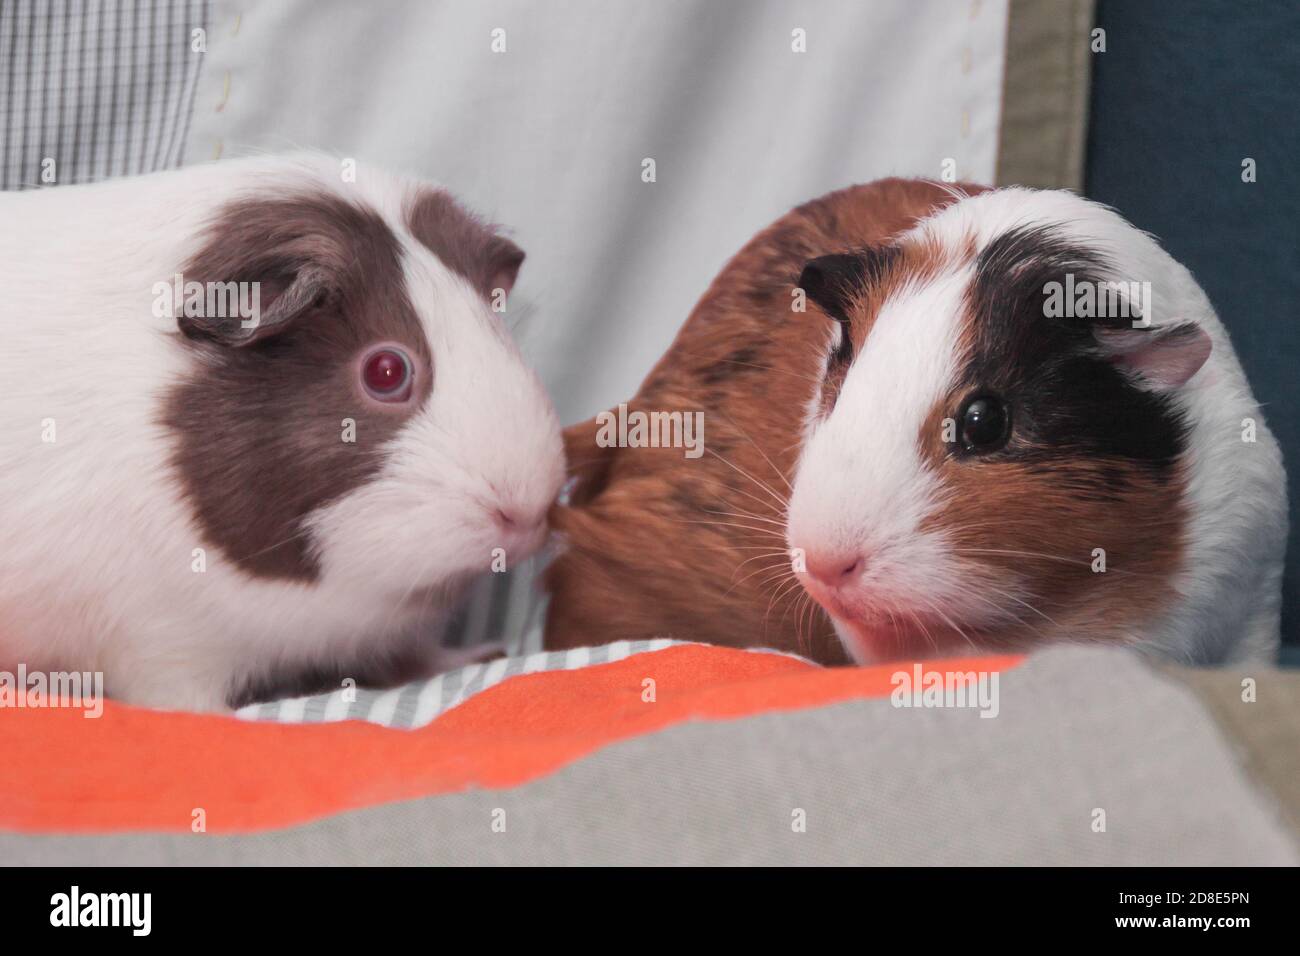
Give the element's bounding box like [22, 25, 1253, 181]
[184, 0, 1007, 423]
[182, 0, 1009, 649]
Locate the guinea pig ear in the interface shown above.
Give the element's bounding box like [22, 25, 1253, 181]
[1093, 321, 1213, 390]
[486, 236, 525, 299]
[798, 254, 866, 323]
[406, 189, 526, 302]
[176, 265, 333, 347]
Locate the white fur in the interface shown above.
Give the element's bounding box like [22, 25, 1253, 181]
[786, 187, 1287, 665]
[0, 153, 564, 710]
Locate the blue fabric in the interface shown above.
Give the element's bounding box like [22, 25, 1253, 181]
[1086, 0, 1300, 647]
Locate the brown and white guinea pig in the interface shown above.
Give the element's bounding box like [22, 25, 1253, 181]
[546, 179, 1286, 666]
[0, 153, 563, 711]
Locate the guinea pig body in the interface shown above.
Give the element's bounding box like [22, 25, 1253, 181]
[0, 153, 564, 710]
[547, 181, 1286, 666]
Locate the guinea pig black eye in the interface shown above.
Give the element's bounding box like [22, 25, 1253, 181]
[958, 395, 1010, 453]
[361, 346, 414, 402]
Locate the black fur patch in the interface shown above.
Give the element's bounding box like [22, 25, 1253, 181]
[962, 225, 1188, 471]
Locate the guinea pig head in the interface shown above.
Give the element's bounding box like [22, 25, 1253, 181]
[785, 188, 1214, 662]
[164, 182, 562, 613]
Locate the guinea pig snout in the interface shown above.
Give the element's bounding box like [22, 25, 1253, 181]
[491, 504, 546, 536]
[476, 483, 553, 552]
[802, 550, 864, 590]
[493, 507, 522, 529]
[792, 546, 866, 618]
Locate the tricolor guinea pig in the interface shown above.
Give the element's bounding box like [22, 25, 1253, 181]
[546, 180, 1285, 666]
[0, 153, 564, 711]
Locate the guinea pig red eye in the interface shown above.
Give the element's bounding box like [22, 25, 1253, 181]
[361, 347, 413, 402]
[959, 395, 1010, 453]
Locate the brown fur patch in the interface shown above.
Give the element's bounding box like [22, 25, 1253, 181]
[918, 453, 1186, 642]
[163, 191, 433, 582]
[545, 179, 978, 662]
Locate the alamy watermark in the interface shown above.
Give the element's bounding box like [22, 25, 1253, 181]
[152, 273, 261, 329]
[0, 665, 104, 718]
[595, 402, 705, 459]
[50, 886, 151, 936]
[1042, 273, 1152, 328]
[890, 663, 999, 718]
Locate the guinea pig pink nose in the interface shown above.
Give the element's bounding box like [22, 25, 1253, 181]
[493, 507, 544, 533]
[494, 508, 522, 530]
[804, 552, 864, 589]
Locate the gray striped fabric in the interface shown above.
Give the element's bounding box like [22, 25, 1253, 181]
[442, 552, 551, 655]
[0, 0, 209, 190]
[235, 639, 690, 730]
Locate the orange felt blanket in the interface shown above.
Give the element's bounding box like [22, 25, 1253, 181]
[0, 645, 1021, 834]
